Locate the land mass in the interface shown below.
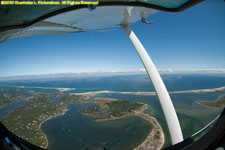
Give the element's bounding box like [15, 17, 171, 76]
[197, 94, 225, 107]
[0, 90, 89, 148]
[80, 99, 165, 150]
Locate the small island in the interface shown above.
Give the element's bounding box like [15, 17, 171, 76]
[197, 94, 225, 107]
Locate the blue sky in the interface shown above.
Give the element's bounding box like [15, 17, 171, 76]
[0, 0, 224, 77]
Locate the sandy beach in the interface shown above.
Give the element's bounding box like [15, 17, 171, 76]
[72, 86, 225, 98]
[133, 104, 164, 150]
[24, 86, 76, 92]
[0, 84, 76, 92]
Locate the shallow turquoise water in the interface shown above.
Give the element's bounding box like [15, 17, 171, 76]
[97, 90, 225, 146]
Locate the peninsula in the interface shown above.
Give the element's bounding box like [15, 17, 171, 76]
[80, 98, 165, 150]
[197, 94, 225, 107]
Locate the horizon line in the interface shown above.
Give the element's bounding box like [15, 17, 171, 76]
[1, 68, 225, 79]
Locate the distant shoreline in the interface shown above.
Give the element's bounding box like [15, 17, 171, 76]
[0, 84, 75, 92]
[1, 84, 224, 95]
[72, 86, 225, 97]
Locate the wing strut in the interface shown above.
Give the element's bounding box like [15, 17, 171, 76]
[121, 7, 183, 145]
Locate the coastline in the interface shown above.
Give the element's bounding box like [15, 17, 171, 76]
[40, 102, 164, 150]
[38, 110, 68, 149]
[133, 104, 164, 150]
